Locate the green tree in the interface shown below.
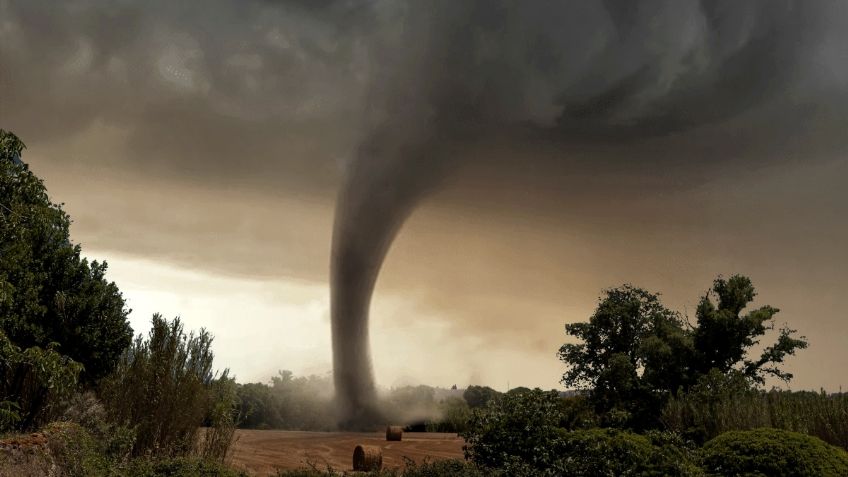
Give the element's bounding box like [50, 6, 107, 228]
[558, 285, 691, 427]
[693, 275, 807, 384]
[0, 129, 131, 382]
[559, 276, 807, 428]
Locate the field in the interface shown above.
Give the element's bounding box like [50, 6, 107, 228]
[228, 430, 465, 475]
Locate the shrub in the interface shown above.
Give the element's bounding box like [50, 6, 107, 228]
[550, 429, 703, 477]
[0, 331, 82, 431]
[62, 392, 136, 463]
[99, 314, 228, 457]
[461, 388, 568, 471]
[199, 373, 240, 463]
[43, 421, 112, 477]
[700, 428, 848, 477]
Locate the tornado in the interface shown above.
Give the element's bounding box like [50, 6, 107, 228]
[330, 122, 453, 426]
[329, 0, 838, 426]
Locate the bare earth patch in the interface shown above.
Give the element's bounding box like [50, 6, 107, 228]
[228, 430, 465, 475]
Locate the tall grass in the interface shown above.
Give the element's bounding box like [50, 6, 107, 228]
[663, 387, 848, 449]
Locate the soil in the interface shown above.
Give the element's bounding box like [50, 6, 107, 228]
[228, 430, 465, 475]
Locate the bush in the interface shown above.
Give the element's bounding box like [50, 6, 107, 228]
[62, 392, 136, 463]
[550, 429, 703, 477]
[43, 421, 112, 477]
[0, 331, 82, 432]
[99, 314, 230, 457]
[461, 388, 569, 471]
[199, 373, 240, 463]
[700, 428, 848, 477]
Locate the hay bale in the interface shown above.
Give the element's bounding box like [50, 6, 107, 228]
[386, 425, 403, 441]
[353, 444, 383, 471]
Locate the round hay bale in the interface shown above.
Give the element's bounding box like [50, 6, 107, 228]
[386, 425, 403, 441]
[353, 444, 383, 471]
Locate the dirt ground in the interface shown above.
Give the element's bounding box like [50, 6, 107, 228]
[228, 430, 465, 475]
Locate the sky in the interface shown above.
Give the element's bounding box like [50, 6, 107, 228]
[1, 0, 847, 392]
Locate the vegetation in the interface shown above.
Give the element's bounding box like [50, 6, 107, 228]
[462, 385, 501, 409]
[699, 428, 848, 477]
[0, 130, 132, 384]
[0, 330, 82, 431]
[663, 369, 848, 447]
[99, 314, 237, 459]
[559, 276, 807, 428]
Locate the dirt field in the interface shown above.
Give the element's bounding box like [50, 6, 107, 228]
[228, 430, 465, 475]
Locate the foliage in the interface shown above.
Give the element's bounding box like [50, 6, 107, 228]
[0, 129, 132, 383]
[663, 370, 848, 447]
[559, 276, 807, 428]
[99, 314, 227, 457]
[236, 382, 284, 429]
[0, 330, 82, 431]
[62, 391, 136, 463]
[558, 394, 598, 430]
[461, 388, 567, 470]
[42, 421, 113, 477]
[559, 285, 690, 428]
[699, 428, 848, 477]
[549, 428, 703, 477]
[693, 275, 808, 384]
[461, 387, 701, 475]
[462, 385, 501, 409]
[199, 373, 240, 463]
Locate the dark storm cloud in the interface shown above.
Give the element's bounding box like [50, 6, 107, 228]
[1, 0, 375, 190]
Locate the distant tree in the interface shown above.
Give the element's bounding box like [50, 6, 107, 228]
[463, 385, 502, 409]
[506, 386, 532, 396]
[0, 130, 131, 382]
[559, 276, 807, 428]
[237, 382, 284, 429]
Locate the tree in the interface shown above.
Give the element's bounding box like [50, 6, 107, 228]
[559, 285, 690, 427]
[693, 275, 807, 384]
[0, 129, 132, 382]
[559, 276, 807, 429]
[463, 385, 502, 409]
